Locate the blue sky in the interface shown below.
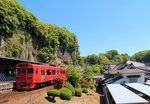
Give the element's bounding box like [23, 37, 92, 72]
[18, 0, 150, 56]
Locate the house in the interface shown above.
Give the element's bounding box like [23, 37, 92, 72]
[103, 61, 150, 84]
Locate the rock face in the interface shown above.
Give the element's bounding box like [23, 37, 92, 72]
[1, 33, 75, 65]
[0, 0, 79, 65]
[0, 36, 5, 56]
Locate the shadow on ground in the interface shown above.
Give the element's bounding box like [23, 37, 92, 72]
[45, 97, 56, 103]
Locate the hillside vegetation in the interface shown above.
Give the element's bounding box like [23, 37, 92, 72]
[79, 49, 150, 76]
[0, 0, 79, 65]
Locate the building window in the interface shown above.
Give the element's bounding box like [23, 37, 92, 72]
[129, 78, 138, 83]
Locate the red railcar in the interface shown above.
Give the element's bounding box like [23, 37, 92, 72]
[15, 63, 67, 90]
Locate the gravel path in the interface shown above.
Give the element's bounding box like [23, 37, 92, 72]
[0, 88, 101, 104]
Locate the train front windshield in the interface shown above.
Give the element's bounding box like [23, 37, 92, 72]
[16, 68, 33, 74]
[27, 68, 33, 74]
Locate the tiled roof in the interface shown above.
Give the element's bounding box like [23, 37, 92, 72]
[104, 61, 149, 75]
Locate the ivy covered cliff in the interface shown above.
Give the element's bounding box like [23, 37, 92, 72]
[0, 0, 79, 65]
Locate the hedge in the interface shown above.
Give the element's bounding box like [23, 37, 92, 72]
[82, 88, 88, 93]
[47, 89, 60, 98]
[75, 88, 82, 97]
[59, 88, 72, 100]
[64, 82, 75, 96]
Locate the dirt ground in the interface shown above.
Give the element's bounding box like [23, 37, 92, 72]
[0, 87, 101, 104]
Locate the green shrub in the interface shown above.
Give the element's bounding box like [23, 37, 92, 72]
[82, 88, 88, 93]
[76, 83, 81, 88]
[64, 82, 75, 96]
[47, 89, 60, 98]
[59, 88, 72, 100]
[75, 88, 82, 97]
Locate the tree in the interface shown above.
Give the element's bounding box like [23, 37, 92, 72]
[98, 54, 110, 65]
[113, 54, 125, 64]
[105, 50, 118, 61]
[0, 0, 80, 65]
[132, 50, 150, 63]
[67, 66, 82, 88]
[86, 54, 98, 65]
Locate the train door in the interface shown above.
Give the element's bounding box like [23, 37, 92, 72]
[21, 68, 27, 82]
[41, 69, 45, 82]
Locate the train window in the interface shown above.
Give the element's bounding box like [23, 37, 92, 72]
[52, 70, 56, 75]
[60, 70, 63, 74]
[63, 71, 65, 74]
[27, 68, 33, 74]
[41, 70, 45, 75]
[47, 70, 51, 75]
[36, 69, 38, 75]
[19, 64, 22, 67]
[57, 71, 59, 74]
[16, 68, 20, 75]
[22, 69, 26, 74]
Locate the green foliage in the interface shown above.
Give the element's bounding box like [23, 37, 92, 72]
[5, 33, 22, 58]
[84, 64, 103, 78]
[113, 54, 128, 64]
[78, 56, 86, 66]
[76, 83, 81, 88]
[0, 0, 79, 64]
[82, 88, 88, 93]
[75, 88, 82, 97]
[86, 54, 98, 65]
[105, 50, 118, 60]
[47, 89, 60, 99]
[59, 88, 72, 100]
[132, 50, 150, 63]
[64, 82, 75, 96]
[37, 47, 54, 63]
[67, 66, 82, 88]
[98, 54, 110, 65]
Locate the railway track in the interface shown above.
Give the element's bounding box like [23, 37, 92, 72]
[0, 85, 54, 104]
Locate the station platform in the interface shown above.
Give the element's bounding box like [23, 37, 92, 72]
[0, 81, 15, 94]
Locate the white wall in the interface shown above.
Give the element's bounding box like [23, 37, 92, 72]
[113, 74, 145, 84]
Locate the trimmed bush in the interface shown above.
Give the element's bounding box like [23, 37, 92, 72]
[64, 82, 75, 96]
[47, 89, 60, 98]
[76, 83, 81, 88]
[75, 88, 82, 97]
[59, 88, 72, 100]
[82, 88, 88, 93]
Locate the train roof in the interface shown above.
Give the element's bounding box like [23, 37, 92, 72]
[0, 56, 43, 64]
